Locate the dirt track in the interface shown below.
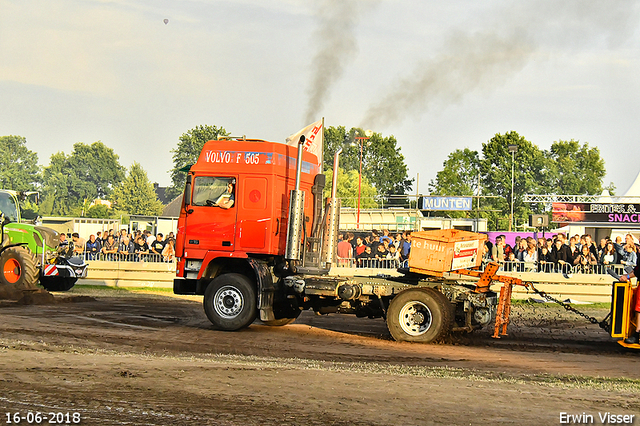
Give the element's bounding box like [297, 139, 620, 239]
[1, 287, 640, 425]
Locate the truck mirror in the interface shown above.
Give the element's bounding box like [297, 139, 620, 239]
[184, 174, 192, 206]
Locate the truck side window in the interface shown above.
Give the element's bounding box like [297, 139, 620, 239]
[192, 177, 235, 208]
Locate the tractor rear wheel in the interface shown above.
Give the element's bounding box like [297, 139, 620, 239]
[0, 246, 38, 290]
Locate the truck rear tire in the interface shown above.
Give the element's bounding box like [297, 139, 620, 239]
[386, 287, 453, 343]
[204, 273, 257, 331]
[40, 277, 77, 292]
[0, 246, 38, 290]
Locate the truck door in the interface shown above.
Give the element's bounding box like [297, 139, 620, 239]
[185, 176, 238, 252]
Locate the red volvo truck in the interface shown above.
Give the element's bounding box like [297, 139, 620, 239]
[173, 136, 516, 342]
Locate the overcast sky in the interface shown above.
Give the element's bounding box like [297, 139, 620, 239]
[1, 0, 639, 195]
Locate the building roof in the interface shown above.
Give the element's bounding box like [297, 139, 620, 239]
[162, 195, 182, 218]
[153, 183, 172, 204]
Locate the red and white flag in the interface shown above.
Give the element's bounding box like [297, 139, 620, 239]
[286, 119, 323, 166]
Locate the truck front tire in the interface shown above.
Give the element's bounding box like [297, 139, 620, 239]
[386, 288, 453, 343]
[204, 273, 257, 331]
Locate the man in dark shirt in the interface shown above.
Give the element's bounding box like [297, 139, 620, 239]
[150, 233, 166, 262]
[550, 238, 572, 272]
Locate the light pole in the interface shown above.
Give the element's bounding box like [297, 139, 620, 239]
[354, 129, 373, 229]
[508, 144, 518, 232]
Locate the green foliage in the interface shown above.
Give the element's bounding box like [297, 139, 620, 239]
[546, 140, 606, 195]
[323, 167, 378, 208]
[0, 135, 40, 191]
[40, 142, 125, 216]
[430, 131, 611, 231]
[479, 131, 548, 228]
[323, 127, 413, 198]
[168, 125, 230, 198]
[86, 204, 111, 218]
[427, 148, 480, 218]
[111, 163, 164, 216]
[429, 148, 480, 196]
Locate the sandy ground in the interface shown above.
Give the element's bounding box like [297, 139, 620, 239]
[1, 287, 640, 426]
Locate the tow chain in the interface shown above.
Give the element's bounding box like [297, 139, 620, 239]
[526, 282, 610, 332]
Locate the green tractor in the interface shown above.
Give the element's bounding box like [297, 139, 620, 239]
[0, 189, 87, 292]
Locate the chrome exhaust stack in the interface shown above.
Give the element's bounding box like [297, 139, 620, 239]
[285, 136, 306, 263]
[321, 147, 342, 267]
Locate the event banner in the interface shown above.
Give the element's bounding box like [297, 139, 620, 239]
[552, 203, 640, 224]
[419, 196, 473, 211]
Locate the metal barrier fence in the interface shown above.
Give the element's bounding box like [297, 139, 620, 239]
[335, 257, 630, 276]
[336, 258, 405, 269]
[80, 252, 173, 263]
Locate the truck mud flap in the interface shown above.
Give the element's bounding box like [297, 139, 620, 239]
[248, 258, 276, 321]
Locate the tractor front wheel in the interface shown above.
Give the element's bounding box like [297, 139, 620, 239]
[0, 246, 38, 289]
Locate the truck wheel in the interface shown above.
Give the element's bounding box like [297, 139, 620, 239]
[0, 246, 38, 290]
[204, 273, 257, 331]
[386, 288, 453, 343]
[40, 277, 77, 292]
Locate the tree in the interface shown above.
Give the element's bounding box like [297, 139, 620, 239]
[40, 142, 125, 216]
[427, 148, 481, 218]
[111, 163, 164, 216]
[546, 140, 606, 195]
[429, 148, 480, 196]
[40, 152, 76, 216]
[480, 132, 548, 230]
[323, 126, 413, 198]
[323, 167, 378, 208]
[66, 142, 126, 199]
[0, 135, 40, 191]
[430, 131, 611, 230]
[168, 125, 230, 199]
[86, 204, 111, 219]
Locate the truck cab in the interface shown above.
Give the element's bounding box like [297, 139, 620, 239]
[174, 139, 324, 321]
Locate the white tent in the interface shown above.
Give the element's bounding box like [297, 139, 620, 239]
[622, 169, 640, 200]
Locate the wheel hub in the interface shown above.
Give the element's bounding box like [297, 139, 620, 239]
[3, 258, 21, 284]
[399, 301, 433, 336]
[411, 311, 425, 324]
[214, 286, 244, 319]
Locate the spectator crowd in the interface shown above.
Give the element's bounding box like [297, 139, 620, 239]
[336, 229, 413, 268]
[67, 226, 638, 274]
[484, 232, 638, 274]
[58, 229, 176, 263]
[335, 229, 639, 275]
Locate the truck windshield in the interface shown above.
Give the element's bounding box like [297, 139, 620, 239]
[0, 192, 19, 222]
[192, 177, 234, 207]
